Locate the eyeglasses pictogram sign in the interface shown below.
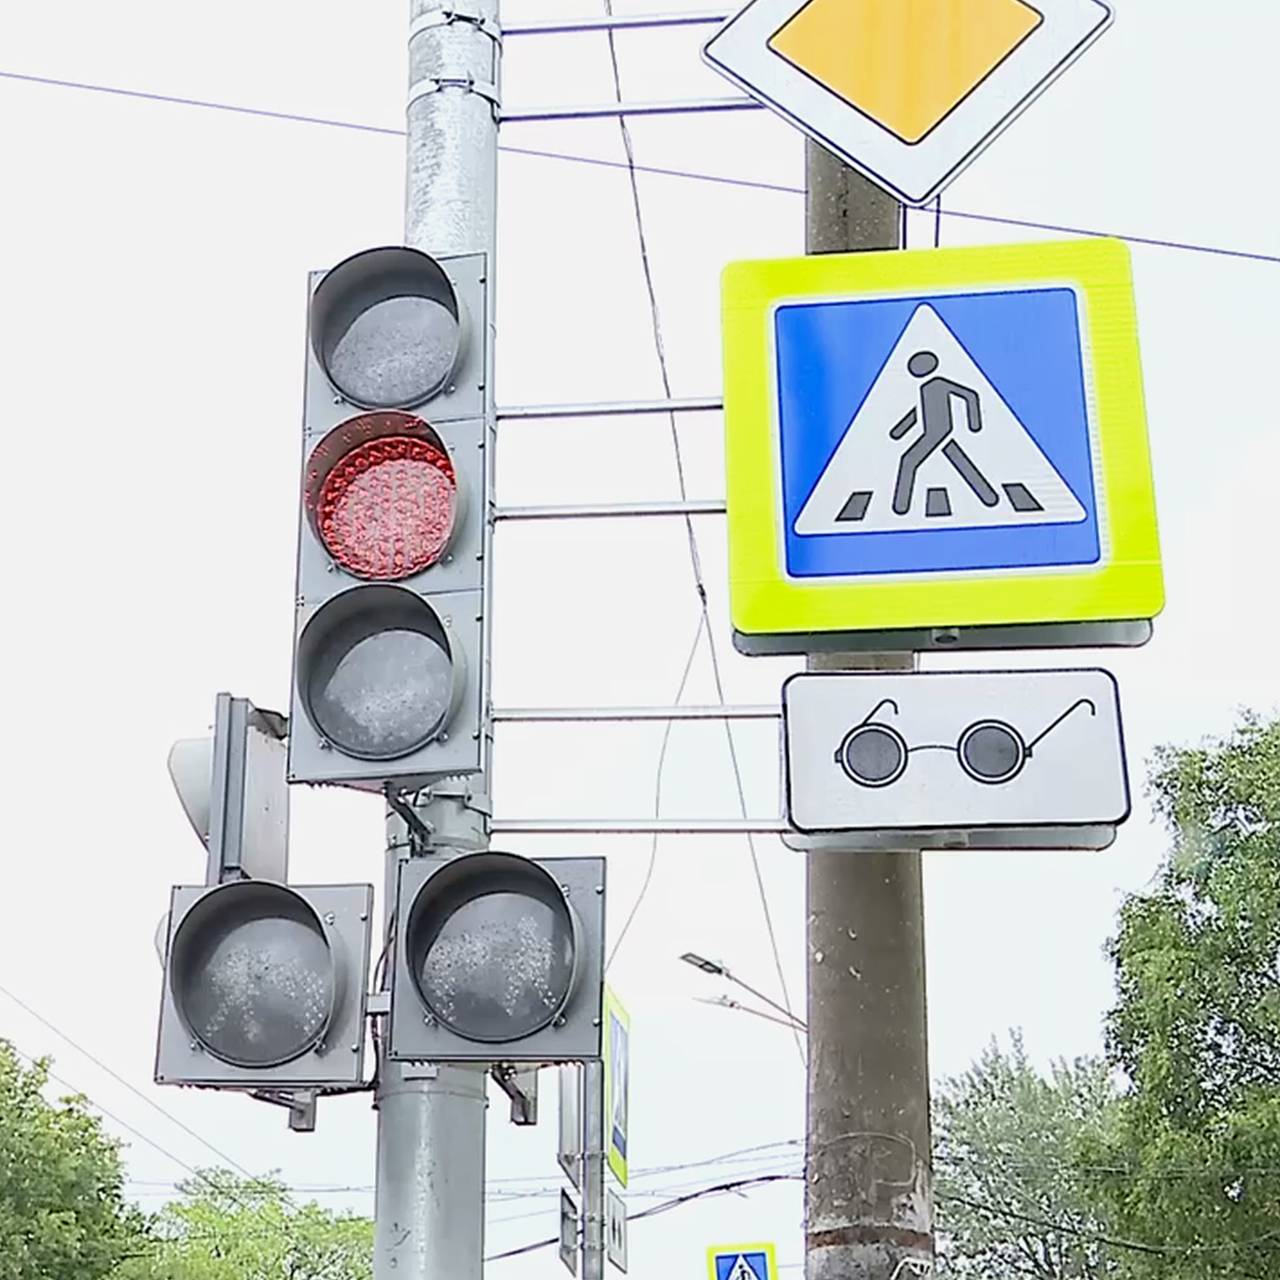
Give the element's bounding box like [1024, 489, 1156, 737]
[782, 668, 1130, 848]
[837, 695, 1096, 789]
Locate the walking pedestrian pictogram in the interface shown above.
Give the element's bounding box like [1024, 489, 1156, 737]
[793, 302, 1086, 536]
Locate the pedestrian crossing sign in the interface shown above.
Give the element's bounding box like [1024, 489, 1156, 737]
[721, 238, 1163, 654]
[708, 1243, 777, 1280]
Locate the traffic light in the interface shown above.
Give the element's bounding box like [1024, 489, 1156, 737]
[288, 245, 490, 789]
[155, 880, 373, 1088]
[166, 693, 288, 883]
[156, 693, 374, 1091]
[388, 852, 606, 1063]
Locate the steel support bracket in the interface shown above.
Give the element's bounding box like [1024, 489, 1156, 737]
[491, 1064, 539, 1125]
[250, 1087, 318, 1132]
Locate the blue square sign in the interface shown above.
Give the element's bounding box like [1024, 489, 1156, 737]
[711, 1248, 774, 1280]
[774, 286, 1100, 580]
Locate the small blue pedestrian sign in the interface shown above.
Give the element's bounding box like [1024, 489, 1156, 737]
[776, 285, 1099, 580]
[708, 1244, 776, 1280]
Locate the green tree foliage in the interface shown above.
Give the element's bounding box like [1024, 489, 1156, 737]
[934, 1033, 1123, 1277]
[0, 1040, 149, 1280]
[1090, 713, 1280, 1278]
[112, 1170, 372, 1280]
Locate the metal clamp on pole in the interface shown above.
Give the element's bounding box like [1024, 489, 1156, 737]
[407, 75, 503, 116]
[409, 4, 502, 44]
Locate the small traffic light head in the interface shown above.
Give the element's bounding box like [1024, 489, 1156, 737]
[390, 854, 606, 1063]
[155, 882, 373, 1089]
[309, 247, 464, 410]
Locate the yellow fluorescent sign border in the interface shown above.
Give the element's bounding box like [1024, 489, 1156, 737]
[707, 1242, 779, 1280]
[602, 986, 629, 1187]
[721, 238, 1163, 637]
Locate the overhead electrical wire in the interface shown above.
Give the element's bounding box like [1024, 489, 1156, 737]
[0, 981, 261, 1182]
[595, 0, 804, 1064]
[3, 1039, 268, 1219]
[0, 67, 1274, 267]
[605, 611, 707, 971]
[485, 1171, 802, 1262]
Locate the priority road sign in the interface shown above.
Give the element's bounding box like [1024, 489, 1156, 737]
[782, 668, 1130, 850]
[721, 238, 1163, 655]
[703, 0, 1114, 205]
[708, 1244, 777, 1280]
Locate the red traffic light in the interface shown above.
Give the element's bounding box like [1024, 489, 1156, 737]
[306, 411, 459, 581]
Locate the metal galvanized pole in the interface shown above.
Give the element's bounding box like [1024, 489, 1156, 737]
[803, 143, 934, 1280]
[372, 4, 500, 1279]
[581, 1059, 606, 1280]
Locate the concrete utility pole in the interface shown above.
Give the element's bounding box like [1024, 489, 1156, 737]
[803, 142, 934, 1280]
[372, 4, 500, 1279]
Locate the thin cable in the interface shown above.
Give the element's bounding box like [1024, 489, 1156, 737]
[933, 195, 943, 249]
[939, 1191, 1280, 1268]
[597, 0, 804, 1065]
[0, 981, 259, 1180]
[4, 1040, 263, 1217]
[0, 67, 403, 136]
[605, 612, 707, 970]
[484, 1172, 801, 1262]
[1, 67, 1275, 265]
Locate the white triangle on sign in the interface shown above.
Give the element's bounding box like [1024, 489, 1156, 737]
[793, 304, 1087, 536]
[728, 1257, 764, 1280]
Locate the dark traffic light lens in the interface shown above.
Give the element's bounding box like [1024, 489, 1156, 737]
[406, 854, 579, 1043]
[298, 586, 460, 760]
[958, 720, 1026, 785]
[169, 883, 336, 1068]
[327, 296, 458, 409]
[310, 246, 462, 409]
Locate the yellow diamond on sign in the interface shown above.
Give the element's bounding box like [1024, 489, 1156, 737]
[768, 0, 1043, 144]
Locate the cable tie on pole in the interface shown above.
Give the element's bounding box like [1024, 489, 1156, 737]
[407, 75, 502, 114]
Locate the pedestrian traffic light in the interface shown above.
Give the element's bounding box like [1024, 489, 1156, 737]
[388, 853, 606, 1063]
[288, 245, 490, 789]
[155, 879, 373, 1088]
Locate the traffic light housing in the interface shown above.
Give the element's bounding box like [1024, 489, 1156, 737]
[155, 880, 373, 1088]
[288, 246, 491, 789]
[389, 853, 606, 1063]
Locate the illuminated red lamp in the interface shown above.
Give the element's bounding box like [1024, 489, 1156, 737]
[305, 411, 459, 581]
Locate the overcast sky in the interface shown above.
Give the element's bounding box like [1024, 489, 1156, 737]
[1, 0, 1278, 1276]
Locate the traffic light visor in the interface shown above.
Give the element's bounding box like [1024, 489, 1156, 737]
[296, 585, 463, 760]
[310, 246, 463, 410]
[405, 853, 582, 1043]
[168, 882, 338, 1068]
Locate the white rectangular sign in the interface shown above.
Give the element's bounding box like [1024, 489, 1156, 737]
[783, 669, 1129, 847]
[606, 1189, 628, 1273]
